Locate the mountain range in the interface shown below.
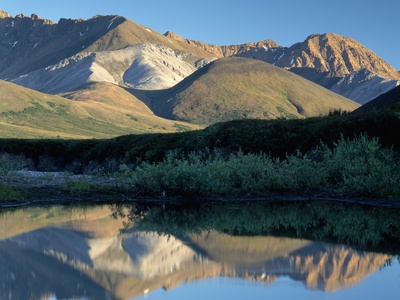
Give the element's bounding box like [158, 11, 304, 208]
[0, 10, 399, 138]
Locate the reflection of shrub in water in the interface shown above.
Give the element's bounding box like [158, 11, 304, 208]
[119, 201, 400, 254]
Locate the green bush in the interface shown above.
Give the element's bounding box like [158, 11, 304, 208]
[0, 152, 33, 174]
[319, 134, 400, 197]
[114, 134, 400, 199]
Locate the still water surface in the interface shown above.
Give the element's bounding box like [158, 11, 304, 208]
[0, 204, 399, 300]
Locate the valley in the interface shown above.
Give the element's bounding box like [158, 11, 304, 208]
[0, 10, 399, 203]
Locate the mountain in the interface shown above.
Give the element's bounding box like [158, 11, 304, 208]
[273, 33, 400, 80]
[0, 10, 398, 138]
[0, 11, 214, 80]
[167, 32, 400, 103]
[3, 11, 398, 104]
[0, 80, 200, 138]
[140, 57, 359, 125]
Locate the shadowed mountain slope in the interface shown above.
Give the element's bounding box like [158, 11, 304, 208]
[330, 69, 400, 105]
[143, 57, 360, 125]
[353, 85, 400, 113]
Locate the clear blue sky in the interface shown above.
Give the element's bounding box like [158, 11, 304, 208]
[1, 0, 399, 70]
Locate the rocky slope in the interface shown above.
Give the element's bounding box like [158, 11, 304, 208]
[164, 31, 280, 57]
[12, 43, 201, 93]
[0, 11, 213, 80]
[330, 69, 400, 105]
[354, 85, 400, 113]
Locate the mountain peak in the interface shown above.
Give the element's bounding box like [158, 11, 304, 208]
[0, 10, 12, 18]
[286, 32, 400, 81]
[164, 31, 184, 41]
[305, 32, 338, 40]
[0, 10, 55, 24]
[165, 32, 280, 57]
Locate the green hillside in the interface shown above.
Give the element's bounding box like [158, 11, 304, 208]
[0, 80, 200, 138]
[142, 57, 360, 125]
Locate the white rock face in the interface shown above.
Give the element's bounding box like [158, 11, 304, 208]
[330, 69, 400, 104]
[11, 43, 203, 93]
[120, 43, 198, 90]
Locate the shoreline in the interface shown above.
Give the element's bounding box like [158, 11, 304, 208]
[1, 171, 400, 209]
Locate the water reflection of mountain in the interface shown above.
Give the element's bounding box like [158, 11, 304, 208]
[0, 206, 392, 299]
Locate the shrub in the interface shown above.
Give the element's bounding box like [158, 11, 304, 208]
[320, 134, 400, 197]
[0, 152, 33, 174]
[114, 134, 400, 199]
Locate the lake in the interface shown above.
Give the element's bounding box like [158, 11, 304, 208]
[0, 201, 399, 299]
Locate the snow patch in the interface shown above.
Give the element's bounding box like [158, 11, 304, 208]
[79, 31, 85, 37]
[146, 28, 152, 33]
[86, 26, 89, 31]
[33, 42, 38, 49]
[107, 21, 114, 30]
[11, 41, 18, 47]
[273, 51, 284, 66]
[264, 47, 268, 51]
[290, 57, 294, 65]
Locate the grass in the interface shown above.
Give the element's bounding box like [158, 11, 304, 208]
[0, 81, 201, 139]
[65, 178, 95, 195]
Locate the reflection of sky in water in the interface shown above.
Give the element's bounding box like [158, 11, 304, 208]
[135, 261, 400, 300]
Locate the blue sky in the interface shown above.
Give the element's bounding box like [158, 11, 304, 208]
[1, 0, 399, 70]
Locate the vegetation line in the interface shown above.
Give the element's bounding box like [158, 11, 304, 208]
[1, 134, 399, 204]
[112, 134, 400, 199]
